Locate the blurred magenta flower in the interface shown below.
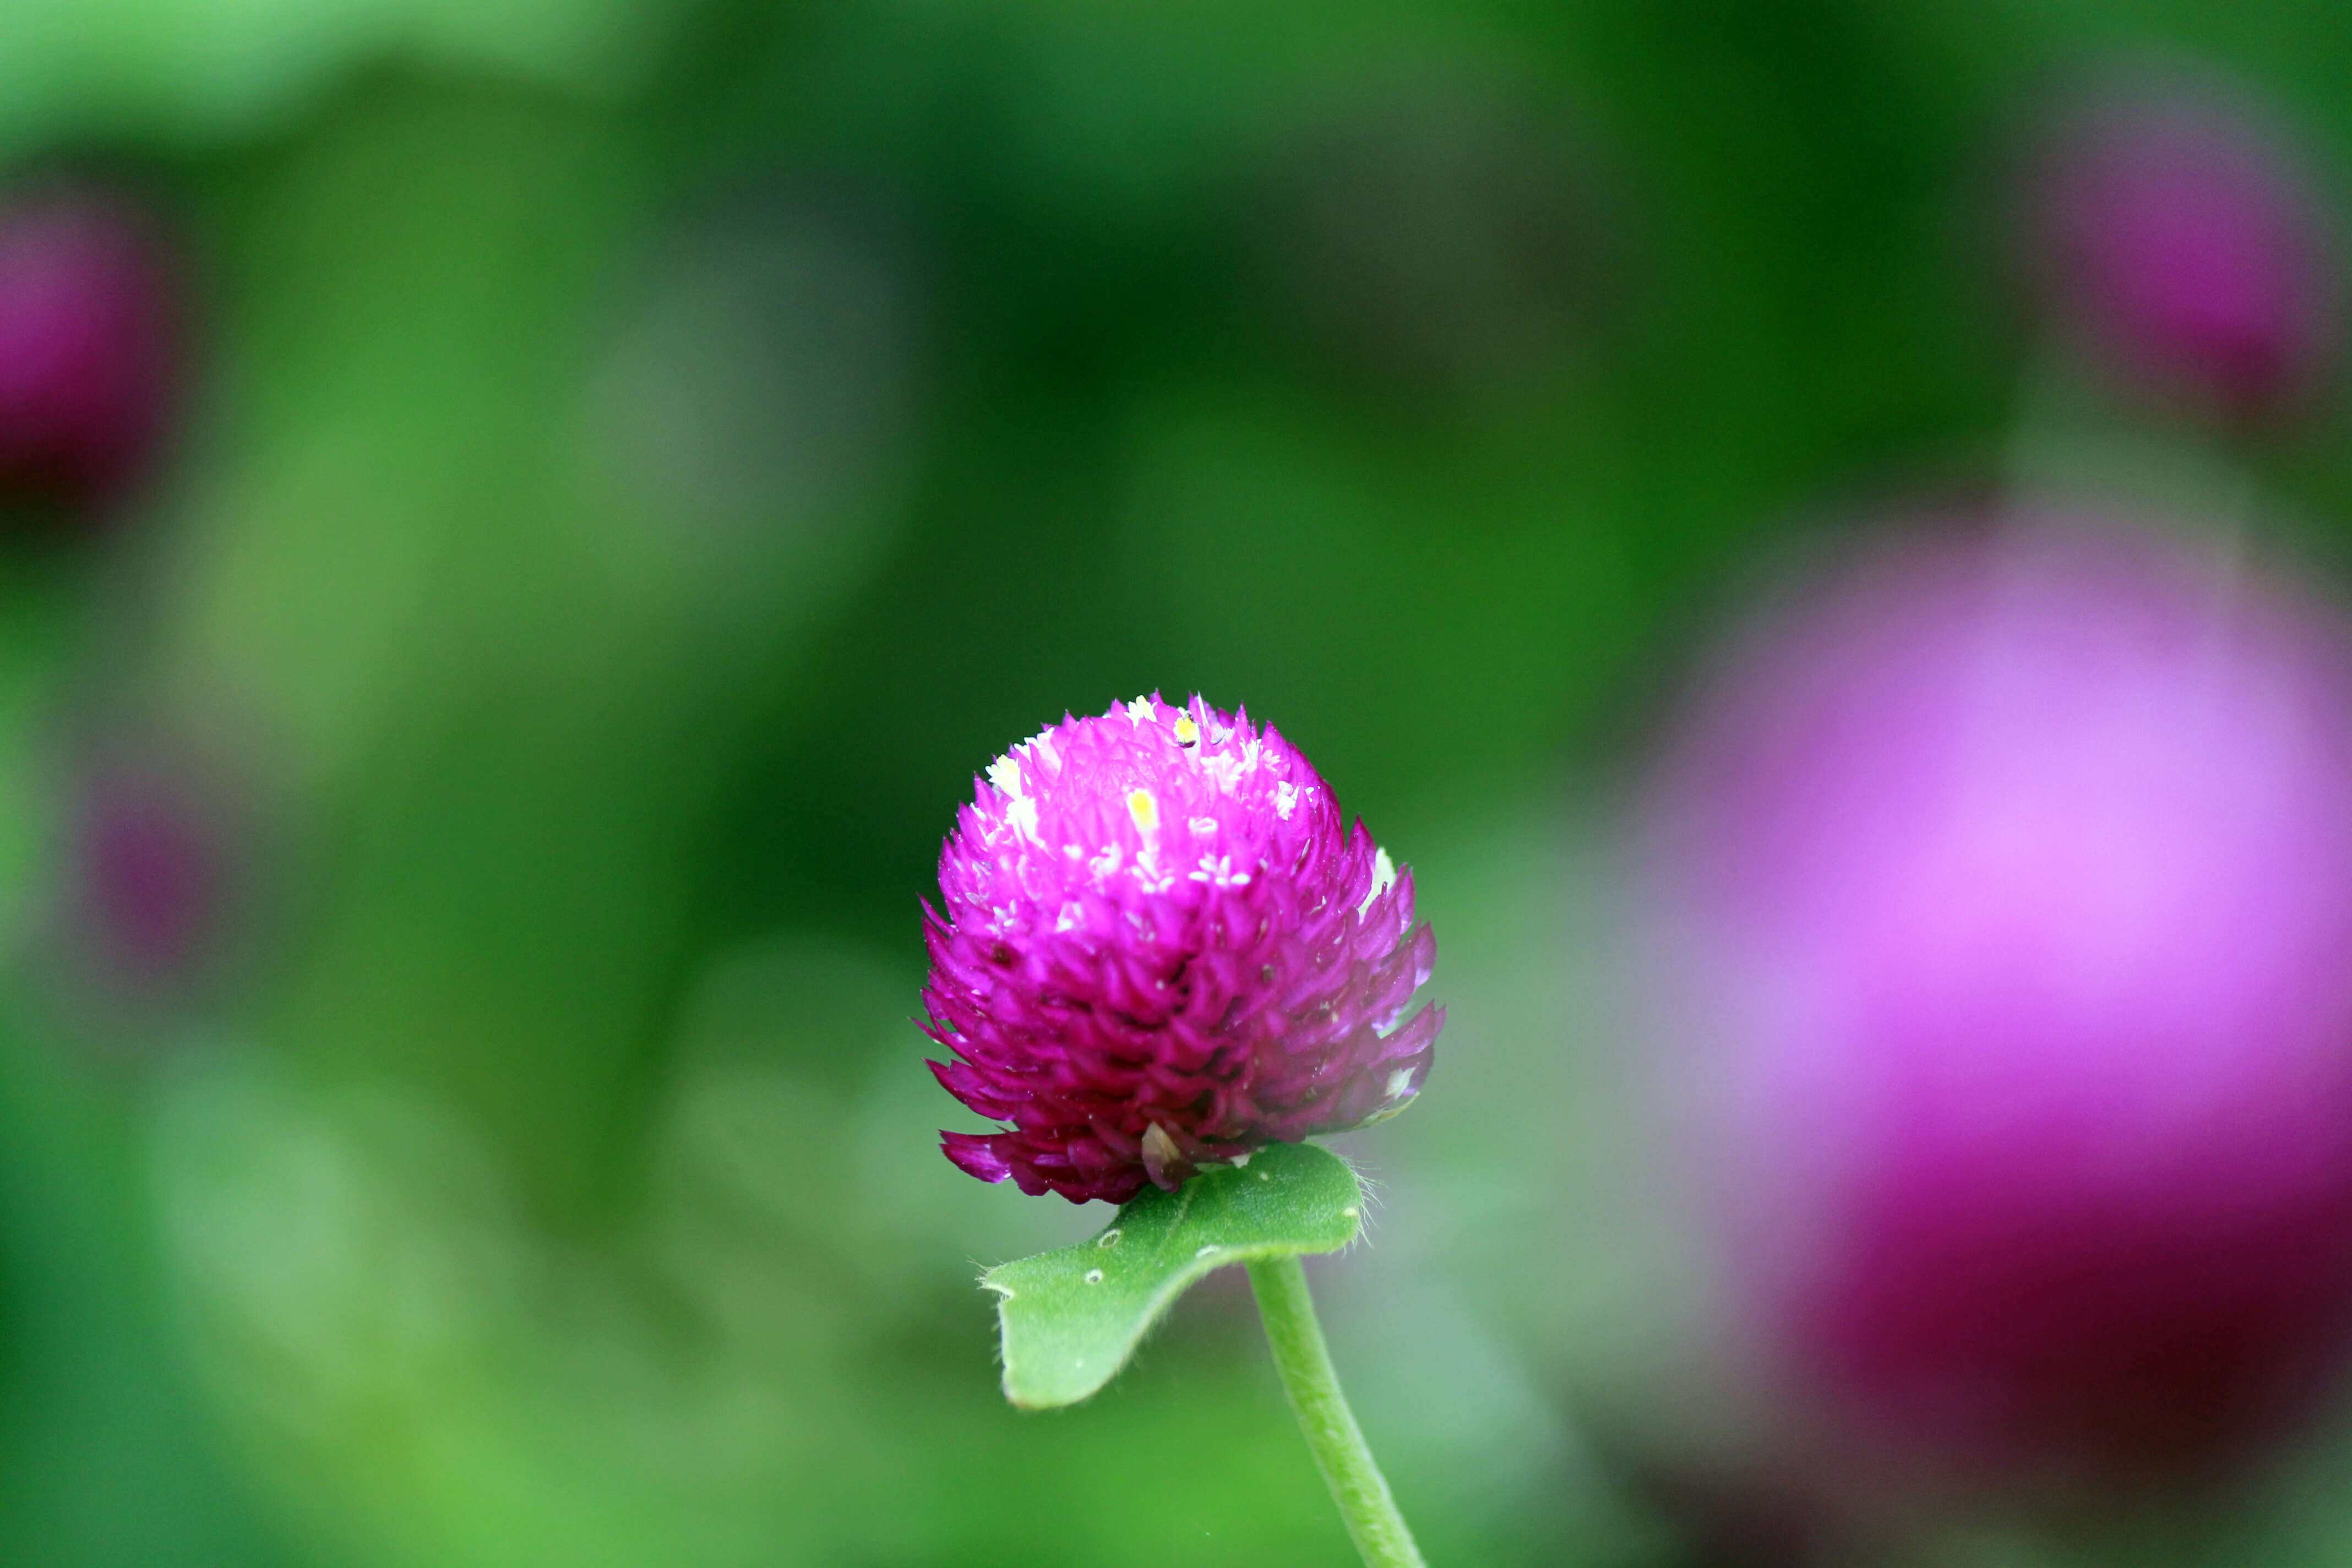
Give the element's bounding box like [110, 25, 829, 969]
[0, 184, 184, 514]
[75, 764, 222, 992]
[2026, 77, 2340, 417]
[925, 694, 1440, 1204]
[62, 742, 246, 1011]
[1647, 515, 2352, 1485]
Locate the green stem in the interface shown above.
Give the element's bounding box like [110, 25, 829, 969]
[1245, 1254, 1427, 1568]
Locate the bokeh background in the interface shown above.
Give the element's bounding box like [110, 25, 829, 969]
[7, 2, 2352, 1565]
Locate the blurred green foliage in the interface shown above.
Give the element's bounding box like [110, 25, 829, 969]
[2, 2, 2352, 1566]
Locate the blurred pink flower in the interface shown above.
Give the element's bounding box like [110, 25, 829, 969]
[925, 694, 1440, 1204]
[2027, 78, 2340, 417]
[1648, 515, 2352, 1484]
[74, 764, 223, 993]
[0, 185, 184, 514]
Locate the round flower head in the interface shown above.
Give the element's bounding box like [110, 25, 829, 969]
[2025, 77, 2340, 417]
[1645, 514, 2352, 1487]
[924, 694, 1440, 1204]
[73, 759, 226, 994]
[0, 185, 183, 514]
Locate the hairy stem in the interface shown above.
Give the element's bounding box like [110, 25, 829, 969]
[1245, 1254, 1427, 1568]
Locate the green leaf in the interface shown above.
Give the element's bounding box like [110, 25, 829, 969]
[981, 1141, 1364, 1409]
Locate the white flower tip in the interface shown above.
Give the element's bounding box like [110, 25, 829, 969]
[1141, 1121, 1182, 1186]
[1358, 847, 1397, 918]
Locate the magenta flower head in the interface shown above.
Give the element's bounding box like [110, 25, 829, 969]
[73, 760, 227, 995]
[0, 183, 185, 515]
[1643, 514, 2352, 1486]
[924, 694, 1440, 1204]
[2024, 74, 2341, 417]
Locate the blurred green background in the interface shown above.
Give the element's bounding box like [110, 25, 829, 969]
[6, 2, 2352, 1565]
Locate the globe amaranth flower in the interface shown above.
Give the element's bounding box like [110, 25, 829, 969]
[924, 694, 1440, 1204]
[0, 184, 184, 514]
[72, 748, 232, 997]
[1643, 512, 2352, 1485]
[2025, 75, 2340, 417]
